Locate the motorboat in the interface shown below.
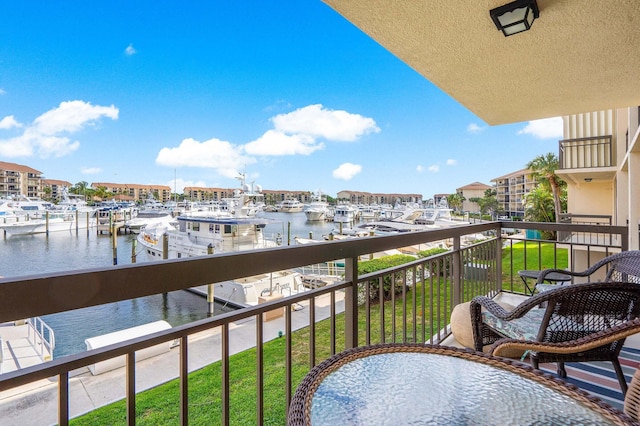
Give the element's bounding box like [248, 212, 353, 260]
[304, 191, 331, 222]
[279, 199, 304, 213]
[333, 204, 358, 224]
[0, 206, 97, 237]
[137, 174, 306, 307]
[125, 209, 175, 234]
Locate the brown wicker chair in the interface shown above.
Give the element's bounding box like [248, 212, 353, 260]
[471, 282, 640, 395]
[535, 250, 640, 292]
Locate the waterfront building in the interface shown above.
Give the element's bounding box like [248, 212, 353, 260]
[455, 182, 492, 214]
[0, 161, 43, 198]
[491, 169, 537, 219]
[556, 107, 640, 266]
[336, 190, 423, 206]
[90, 182, 172, 204]
[41, 179, 73, 202]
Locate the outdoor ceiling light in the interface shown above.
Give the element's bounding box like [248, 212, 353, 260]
[584, 178, 593, 182]
[490, 0, 539, 37]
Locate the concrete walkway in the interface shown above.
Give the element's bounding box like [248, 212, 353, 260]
[0, 292, 345, 425]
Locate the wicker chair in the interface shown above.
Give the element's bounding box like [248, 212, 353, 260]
[471, 282, 640, 395]
[535, 250, 640, 293]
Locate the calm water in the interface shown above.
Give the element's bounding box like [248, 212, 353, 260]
[0, 212, 336, 358]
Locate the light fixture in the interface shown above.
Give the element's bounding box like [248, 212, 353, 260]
[490, 0, 539, 37]
[584, 178, 593, 182]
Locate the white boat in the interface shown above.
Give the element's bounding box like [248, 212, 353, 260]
[0, 195, 53, 221]
[0, 207, 97, 237]
[358, 205, 381, 221]
[279, 199, 304, 213]
[304, 191, 330, 222]
[137, 174, 305, 307]
[333, 204, 358, 224]
[125, 210, 175, 234]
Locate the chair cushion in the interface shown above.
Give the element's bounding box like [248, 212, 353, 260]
[481, 307, 546, 341]
[451, 301, 515, 348]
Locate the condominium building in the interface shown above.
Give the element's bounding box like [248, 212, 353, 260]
[456, 182, 492, 213]
[0, 161, 43, 198]
[91, 182, 173, 203]
[556, 108, 640, 262]
[336, 190, 423, 206]
[491, 169, 537, 218]
[41, 179, 73, 202]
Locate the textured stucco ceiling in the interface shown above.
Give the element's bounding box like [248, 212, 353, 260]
[322, 0, 640, 125]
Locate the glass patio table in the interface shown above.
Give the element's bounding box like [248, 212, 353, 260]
[287, 344, 634, 425]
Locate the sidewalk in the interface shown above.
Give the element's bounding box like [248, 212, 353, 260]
[0, 292, 345, 425]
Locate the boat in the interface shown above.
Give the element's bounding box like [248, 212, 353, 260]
[0, 206, 97, 237]
[358, 205, 381, 221]
[303, 191, 331, 222]
[279, 199, 304, 213]
[333, 204, 358, 224]
[125, 209, 175, 234]
[0, 195, 53, 221]
[137, 174, 306, 307]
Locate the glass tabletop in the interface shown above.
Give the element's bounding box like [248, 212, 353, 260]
[292, 346, 631, 425]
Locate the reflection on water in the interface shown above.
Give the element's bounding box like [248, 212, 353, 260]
[0, 212, 334, 357]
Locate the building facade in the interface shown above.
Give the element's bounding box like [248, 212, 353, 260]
[335, 190, 422, 206]
[91, 182, 173, 203]
[0, 161, 43, 198]
[41, 179, 73, 202]
[456, 182, 492, 213]
[556, 107, 640, 261]
[491, 169, 537, 218]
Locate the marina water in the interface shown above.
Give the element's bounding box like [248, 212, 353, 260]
[0, 212, 336, 358]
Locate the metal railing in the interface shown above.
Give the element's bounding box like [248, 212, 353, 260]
[26, 317, 56, 362]
[0, 221, 629, 425]
[559, 135, 613, 169]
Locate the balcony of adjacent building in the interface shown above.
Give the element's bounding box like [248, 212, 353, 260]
[0, 220, 637, 425]
[557, 136, 617, 185]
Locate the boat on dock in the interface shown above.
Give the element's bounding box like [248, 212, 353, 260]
[303, 190, 331, 222]
[137, 174, 310, 307]
[278, 199, 304, 213]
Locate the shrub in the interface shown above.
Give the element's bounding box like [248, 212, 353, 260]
[358, 254, 416, 304]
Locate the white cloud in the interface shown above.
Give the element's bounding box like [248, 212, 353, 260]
[81, 167, 102, 174]
[271, 104, 380, 142]
[446, 159, 457, 166]
[33, 101, 118, 135]
[428, 165, 439, 173]
[155, 137, 256, 179]
[332, 163, 362, 181]
[244, 130, 324, 156]
[416, 165, 424, 173]
[0, 88, 6, 95]
[518, 117, 563, 139]
[0, 101, 118, 158]
[0, 115, 22, 129]
[124, 44, 137, 56]
[467, 123, 483, 133]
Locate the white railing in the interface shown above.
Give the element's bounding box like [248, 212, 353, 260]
[26, 317, 55, 362]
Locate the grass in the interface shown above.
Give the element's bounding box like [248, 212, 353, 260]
[71, 241, 567, 424]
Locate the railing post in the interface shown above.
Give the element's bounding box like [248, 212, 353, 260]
[452, 236, 462, 306]
[344, 256, 359, 350]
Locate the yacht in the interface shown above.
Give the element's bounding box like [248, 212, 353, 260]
[137, 174, 306, 307]
[303, 191, 330, 222]
[333, 204, 358, 224]
[279, 199, 304, 213]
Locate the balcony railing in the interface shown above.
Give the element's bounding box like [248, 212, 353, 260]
[0, 221, 629, 424]
[559, 135, 613, 169]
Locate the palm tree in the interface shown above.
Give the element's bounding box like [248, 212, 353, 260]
[447, 193, 465, 213]
[524, 186, 555, 222]
[527, 153, 564, 223]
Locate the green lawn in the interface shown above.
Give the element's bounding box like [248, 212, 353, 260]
[72, 241, 567, 424]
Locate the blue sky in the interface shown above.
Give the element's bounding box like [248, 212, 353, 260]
[0, 1, 562, 200]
